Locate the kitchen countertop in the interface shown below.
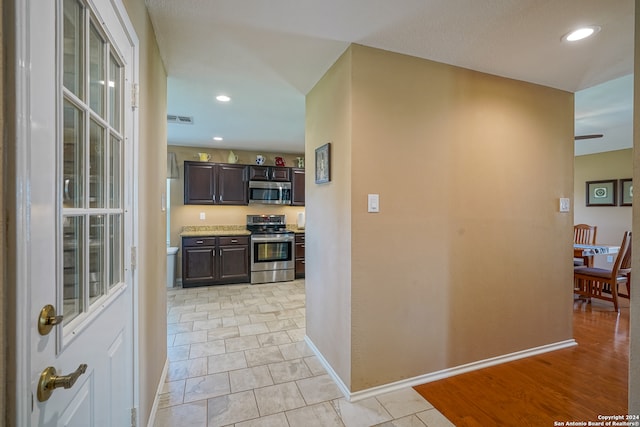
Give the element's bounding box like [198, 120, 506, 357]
[181, 225, 250, 237]
[180, 224, 305, 237]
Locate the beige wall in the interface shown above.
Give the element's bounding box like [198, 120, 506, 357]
[121, 0, 168, 425]
[574, 149, 633, 267]
[167, 146, 305, 278]
[305, 48, 353, 388]
[307, 44, 575, 392]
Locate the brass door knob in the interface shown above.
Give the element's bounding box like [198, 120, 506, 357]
[37, 364, 88, 402]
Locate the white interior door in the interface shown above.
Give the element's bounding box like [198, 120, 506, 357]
[16, 0, 138, 424]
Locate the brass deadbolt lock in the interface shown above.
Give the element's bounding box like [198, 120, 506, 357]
[38, 304, 63, 336]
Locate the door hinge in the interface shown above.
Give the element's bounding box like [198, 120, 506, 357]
[131, 83, 139, 110]
[131, 407, 137, 427]
[130, 246, 137, 271]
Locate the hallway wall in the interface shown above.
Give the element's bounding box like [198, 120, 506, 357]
[307, 44, 575, 392]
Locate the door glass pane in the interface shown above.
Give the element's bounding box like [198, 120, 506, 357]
[59, 0, 126, 327]
[109, 214, 122, 288]
[109, 134, 121, 208]
[89, 22, 105, 117]
[89, 215, 106, 303]
[108, 54, 121, 131]
[63, 0, 84, 99]
[63, 100, 84, 208]
[63, 216, 84, 323]
[89, 119, 105, 208]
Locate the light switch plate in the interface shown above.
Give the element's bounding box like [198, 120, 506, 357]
[368, 194, 380, 213]
[559, 198, 570, 213]
[199, 212, 206, 220]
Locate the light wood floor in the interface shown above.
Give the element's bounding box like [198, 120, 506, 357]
[414, 299, 630, 426]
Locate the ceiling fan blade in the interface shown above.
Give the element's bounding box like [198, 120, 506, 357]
[574, 134, 604, 140]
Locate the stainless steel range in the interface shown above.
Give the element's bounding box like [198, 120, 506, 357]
[246, 214, 295, 284]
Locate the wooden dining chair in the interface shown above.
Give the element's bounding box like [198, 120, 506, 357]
[574, 231, 632, 312]
[574, 224, 597, 266]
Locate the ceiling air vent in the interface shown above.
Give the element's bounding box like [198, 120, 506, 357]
[167, 114, 194, 125]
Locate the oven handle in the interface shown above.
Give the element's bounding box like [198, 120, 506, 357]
[251, 235, 294, 243]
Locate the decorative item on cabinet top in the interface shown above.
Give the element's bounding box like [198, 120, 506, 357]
[228, 150, 238, 164]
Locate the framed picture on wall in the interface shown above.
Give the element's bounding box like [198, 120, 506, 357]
[620, 178, 632, 206]
[586, 179, 617, 206]
[315, 143, 331, 184]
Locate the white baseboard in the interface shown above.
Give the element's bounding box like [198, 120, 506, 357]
[304, 336, 351, 399]
[305, 336, 577, 402]
[146, 357, 169, 427]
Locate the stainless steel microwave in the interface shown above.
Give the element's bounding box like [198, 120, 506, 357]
[248, 181, 292, 205]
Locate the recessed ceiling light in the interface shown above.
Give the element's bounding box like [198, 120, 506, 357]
[563, 26, 601, 42]
[213, 136, 223, 141]
[216, 95, 231, 102]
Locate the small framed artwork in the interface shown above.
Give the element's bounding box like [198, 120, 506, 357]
[620, 178, 632, 206]
[315, 143, 331, 184]
[586, 179, 617, 207]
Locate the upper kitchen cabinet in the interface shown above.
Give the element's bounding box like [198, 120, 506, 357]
[291, 168, 305, 206]
[184, 161, 248, 205]
[249, 166, 290, 182]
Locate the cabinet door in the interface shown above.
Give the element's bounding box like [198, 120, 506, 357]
[249, 166, 270, 181]
[271, 167, 290, 181]
[295, 234, 305, 278]
[219, 244, 250, 282]
[218, 164, 248, 205]
[184, 161, 215, 204]
[291, 168, 305, 206]
[183, 246, 216, 286]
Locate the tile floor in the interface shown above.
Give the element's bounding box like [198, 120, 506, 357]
[156, 279, 454, 427]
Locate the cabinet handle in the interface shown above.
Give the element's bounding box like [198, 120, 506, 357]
[231, 239, 238, 243]
[301, 261, 305, 264]
[196, 240, 204, 244]
[301, 244, 305, 248]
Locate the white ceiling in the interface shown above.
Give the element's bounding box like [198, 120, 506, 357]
[146, 0, 634, 155]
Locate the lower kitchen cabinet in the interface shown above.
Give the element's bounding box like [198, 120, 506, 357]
[182, 235, 249, 287]
[295, 233, 305, 278]
[219, 236, 250, 282]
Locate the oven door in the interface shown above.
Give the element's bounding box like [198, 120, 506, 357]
[251, 234, 294, 272]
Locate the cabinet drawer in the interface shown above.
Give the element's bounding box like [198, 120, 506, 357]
[182, 237, 217, 247]
[219, 236, 249, 246]
[295, 234, 305, 243]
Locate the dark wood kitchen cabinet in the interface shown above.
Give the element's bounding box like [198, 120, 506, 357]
[248, 166, 290, 182]
[182, 237, 217, 286]
[182, 235, 250, 287]
[291, 168, 305, 206]
[295, 233, 305, 278]
[218, 236, 250, 282]
[184, 161, 248, 205]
